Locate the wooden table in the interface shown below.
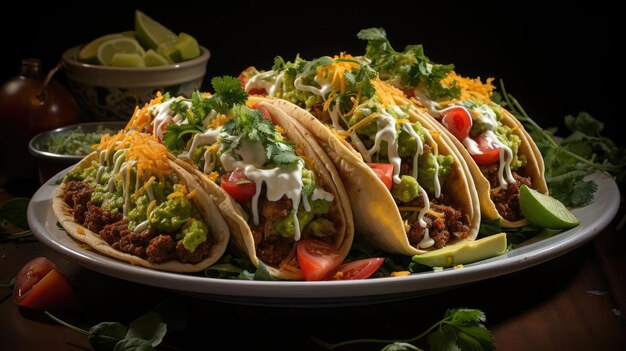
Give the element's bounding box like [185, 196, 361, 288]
[1, 174, 624, 350]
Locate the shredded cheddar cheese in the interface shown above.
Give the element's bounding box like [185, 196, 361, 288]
[124, 92, 164, 132]
[146, 199, 157, 218]
[186, 189, 197, 199]
[441, 72, 494, 103]
[398, 207, 445, 218]
[391, 271, 410, 277]
[316, 53, 359, 95]
[98, 131, 171, 180]
[371, 79, 407, 107]
[207, 172, 219, 182]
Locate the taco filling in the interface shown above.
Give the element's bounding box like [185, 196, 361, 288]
[244, 55, 471, 249]
[61, 132, 215, 264]
[357, 28, 532, 221]
[127, 85, 340, 269]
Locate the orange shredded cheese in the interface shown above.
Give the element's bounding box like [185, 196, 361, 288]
[316, 53, 359, 95]
[124, 92, 164, 132]
[186, 189, 197, 199]
[146, 199, 157, 218]
[207, 172, 219, 182]
[391, 271, 410, 277]
[371, 79, 407, 107]
[343, 112, 381, 136]
[98, 131, 171, 180]
[208, 113, 230, 128]
[397, 207, 445, 218]
[441, 72, 494, 103]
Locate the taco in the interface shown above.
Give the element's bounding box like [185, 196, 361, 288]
[52, 131, 230, 272]
[124, 79, 353, 280]
[357, 28, 548, 227]
[241, 56, 481, 256]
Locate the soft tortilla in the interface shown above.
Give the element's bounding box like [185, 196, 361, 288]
[53, 154, 230, 273]
[174, 100, 354, 280]
[400, 96, 548, 228]
[255, 97, 481, 256]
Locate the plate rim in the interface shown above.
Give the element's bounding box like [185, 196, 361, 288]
[28, 167, 620, 304]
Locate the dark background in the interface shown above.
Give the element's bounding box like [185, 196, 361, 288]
[1, 2, 618, 142]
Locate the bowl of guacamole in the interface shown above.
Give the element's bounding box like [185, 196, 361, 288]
[28, 121, 126, 183]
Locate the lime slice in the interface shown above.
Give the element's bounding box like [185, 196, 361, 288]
[111, 53, 146, 67]
[174, 32, 200, 60]
[157, 41, 182, 63]
[143, 49, 169, 66]
[135, 10, 177, 50]
[120, 30, 136, 38]
[519, 185, 580, 229]
[97, 38, 146, 66]
[78, 33, 124, 64]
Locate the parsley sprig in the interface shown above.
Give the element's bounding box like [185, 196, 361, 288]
[312, 308, 494, 351]
[357, 27, 460, 101]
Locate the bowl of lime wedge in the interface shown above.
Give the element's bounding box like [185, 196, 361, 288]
[62, 10, 210, 121]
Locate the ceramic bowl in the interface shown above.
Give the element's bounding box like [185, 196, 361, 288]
[61, 46, 210, 121]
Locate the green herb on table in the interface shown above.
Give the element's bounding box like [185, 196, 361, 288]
[0, 198, 33, 242]
[496, 81, 626, 209]
[312, 308, 495, 351]
[45, 300, 186, 351]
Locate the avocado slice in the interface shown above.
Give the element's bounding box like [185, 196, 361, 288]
[412, 233, 507, 268]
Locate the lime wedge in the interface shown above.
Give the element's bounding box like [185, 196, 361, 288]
[157, 41, 182, 63]
[120, 30, 136, 38]
[111, 53, 146, 67]
[78, 33, 124, 64]
[174, 32, 200, 60]
[97, 38, 146, 66]
[519, 185, 580, 229]
[143, 49, 169, 66]
[135, 10, 177, 50]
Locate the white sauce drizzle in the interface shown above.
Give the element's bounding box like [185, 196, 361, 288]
[417, 187, 434, 249]
[311, 188, 335, 202]
[367, 109, 401, 183]
[219, 140, 306, 241]
[461, 104, 515, 189]
[401, 123, 424, 180]
[245, 70, 278, 95]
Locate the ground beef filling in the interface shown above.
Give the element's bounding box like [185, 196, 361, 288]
[484, 166, 532, 221]
[63, 180, 211, 264]
[405, 195, 471, 249]
[249, 194, 335, 267]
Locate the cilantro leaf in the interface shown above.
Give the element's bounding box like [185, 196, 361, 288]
[190, 91, 212, 125]
[499, 81, 626, 208]
[162, 123, 202, 151]
[272, 56, 286, 71]
[221, 105, 301, 167]
[299, 56, 333, 77]
[358, 27, 459, 101]
[357, 27, 388, 41]
[312, 308, 493, 350]
[207, 76, 248, 114]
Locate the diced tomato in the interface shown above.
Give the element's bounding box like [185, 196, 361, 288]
[335, 258, 385, 280]
[220, 169, 257, 201]
[470, 134, 501, 166]
[442, 107, 472, 141]
[253, 105, 272, 120]
[13, 257, 76, 310]
[156, 121, 169, 143]
[401, 88, 416, 98]
[238, 66, 267, 95]
[367, 163, 393, 190]
[296, 240, 343, 281]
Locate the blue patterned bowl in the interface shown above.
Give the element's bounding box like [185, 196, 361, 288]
[62, 45, 210, 121]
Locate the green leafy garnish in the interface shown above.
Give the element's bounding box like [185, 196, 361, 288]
[206, 76, 248, 114]
[312, 308, 494, 350]
[0, 198, 33, 242]
[357, 27, 460, 101]
[221, 105, 301, 167]
[45, 301, 184, 351]
[497, 81, 626, 208]
[204, 254, 275, 280]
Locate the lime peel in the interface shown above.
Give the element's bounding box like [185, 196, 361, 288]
[519, 185, 580, 229]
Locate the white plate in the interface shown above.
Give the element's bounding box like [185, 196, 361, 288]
[28, 168, 620, 306]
